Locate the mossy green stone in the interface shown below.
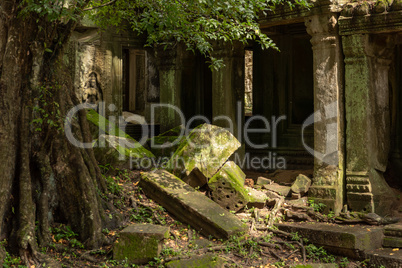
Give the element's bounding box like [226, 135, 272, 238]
[140, 170, 247, 239]
[166, 124, 240, 179]
[113, 224, 169, 264]
[209, 161, 250, 211]
[166, 254, 225, 268]
[86, 110, 154, 161]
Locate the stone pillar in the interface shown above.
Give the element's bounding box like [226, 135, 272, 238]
[342, 34, 396, 215]
[211, 42, 245, 159]
[305, 14, 345, 214]
[156, 46, 183, 132]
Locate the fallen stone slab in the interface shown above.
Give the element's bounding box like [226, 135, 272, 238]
[256, 176, 273, 186]
[113, 224, 169, 264]
[276, 222, 384, 259]
[166, 123, 241, 186]
[290, 174, 311, 196]
[263, 183, 291, 197]
[365, 248, 402, 268]
[94, 134, 154, 167]
[147, 125, 185, 158]
[87, 110, 154, 165]
[165, 254, 225, 268]
[208, 161, 249, 212]
[140, 170, 248, 239]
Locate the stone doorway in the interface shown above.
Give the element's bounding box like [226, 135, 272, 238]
[249, 23, 314, 170]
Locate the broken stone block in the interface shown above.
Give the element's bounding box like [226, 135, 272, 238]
[208, 161, 249, 212]
[94, 134, 154, 167]
[87, 109, 154, 166]
[290, 174, 312, 196]
[113, 224, 169, 264]
[166, 124, 241, 186]
[256, 176, 273, 186]
[165, 254, 225, 268]
[87, 109, 130, 139]
[147, 125, 185, 158]
[263, 183, 291, 197]
[285, 197, 308, 207]
[140, 170, 247, 239]
[245, 186, 267, 209]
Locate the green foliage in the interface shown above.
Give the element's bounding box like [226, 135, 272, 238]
[31, 83, 62, 133]
[20, 0, 310, 69]
[51, 225, 85, 249]
[308, 199, 326, 213]
[305, 243, 335, 263]
[88, 0, 310, 68]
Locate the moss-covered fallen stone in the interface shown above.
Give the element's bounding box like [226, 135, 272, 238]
[139, 170, 247, 239]
[166, 124, 240, 184]
[147, 125, 185, 158]
[113, 224, 169, 264]
[165, 253, 225, 268]
[208, 161, 250, 212]
[87, 110, 154, 165]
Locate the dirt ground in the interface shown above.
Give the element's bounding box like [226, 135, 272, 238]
[2, 168, 393, 267]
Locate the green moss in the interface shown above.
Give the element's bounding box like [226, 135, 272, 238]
[87, 110, 155, 159]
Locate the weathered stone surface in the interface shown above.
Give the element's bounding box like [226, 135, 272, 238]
[263, 183, 291, 197]
[147, 125, 185, 158]
[87, 110, 154, 165]
[276, 222, 383, 258]
[383, 236, 402, 248]
[384, 223, 402, 237]
[208, 161, 249, 212]
[182, 167, 209, 189]
[95, 135, 154, 162]
[285, 197, 308, 207]
[166, 254, 225, 268]
[245, 186, 267, 209]
[140, 170, 247, 239]
[291, 174, 311, 195]
[166, 124, 241, 182]
[113, 224, 169, 264]
[256, 176, 272, 186]
[365, 248, 402, 268]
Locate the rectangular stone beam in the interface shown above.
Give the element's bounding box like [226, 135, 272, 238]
[276, 222, 383, 259]
[139, 170, 248, 239]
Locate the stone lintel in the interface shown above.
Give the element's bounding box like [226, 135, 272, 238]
[259, 1, 342, 29]
[139, 170, 248, 239]
[276, 222, 383, 259]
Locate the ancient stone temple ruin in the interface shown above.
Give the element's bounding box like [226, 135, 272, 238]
[67, 0, 402, 216]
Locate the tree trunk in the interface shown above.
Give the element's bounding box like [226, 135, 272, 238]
[0, 1, 112, 265]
